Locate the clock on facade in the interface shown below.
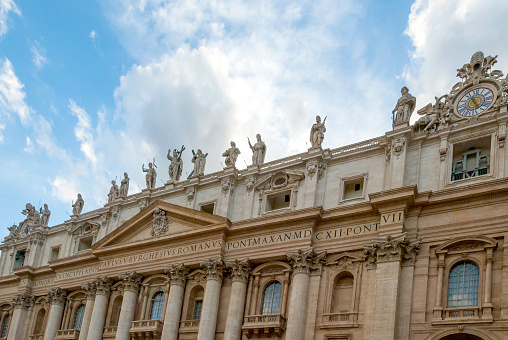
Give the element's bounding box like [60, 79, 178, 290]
[455, 85, 496, 117]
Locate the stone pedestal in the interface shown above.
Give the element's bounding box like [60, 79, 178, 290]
[7, 293, 34, 340]
[87, 277, 112, 340]
[44, 288, 67, 340]
[115, 272, 142, 340]
[196, 257, 225, 340]
[161, 264, 189, 340]
[223, 259, 251, 340]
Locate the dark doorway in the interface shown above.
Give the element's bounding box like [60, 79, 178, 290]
[440, 334, 484, 340]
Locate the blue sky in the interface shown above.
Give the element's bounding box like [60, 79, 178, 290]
[1, 0, 507, 237]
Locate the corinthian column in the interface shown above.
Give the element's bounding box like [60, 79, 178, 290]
[7, 292, 34, 340]
[285, 248, 326, 340]
[44, 288, 67, 340]
[78, 283, 96, 340]
[87, 276, 112, 340]
[161, 264, 189, 340]
[196, 257, 225, 340]
[115, 272, 142, 340]
[223, 259, 251, 340]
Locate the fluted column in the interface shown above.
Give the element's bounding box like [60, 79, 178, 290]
[161, 264, 189, 340]
[44, 288, 67, 340]
[285, 248, 326, 340]
[223, 259, 251, 340]
[196, 256, 225, 340]
[87, 276, 112, 340]
[115, 272, 142, 340]
[7, 292, 34, 340]
[78, 283, 96, 340]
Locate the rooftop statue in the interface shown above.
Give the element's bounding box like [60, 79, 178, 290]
[310, 115, 327, 147]
[142, 162, 157, 189]
[414, 95, 450, 132]
[72, 194, 84, 216]
[392, 87, 416, 124]
[22, 203, 40, 225]
[248, 134, 266, 166]
[190, 149, 208, 178]
[119, 172, 130, 197]
[107, 180, 119, 203]
[167, 145, 185, 183]
[222, 141, 241, 168]
[40, 204, 51, 227]
[4, 224, 19, 242]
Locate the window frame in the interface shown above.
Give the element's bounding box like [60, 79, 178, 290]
[72, 304, 86, 331]
[261, 280, 283, 315]
[149, 291, 165, 321]
[338, 173, 368, 203]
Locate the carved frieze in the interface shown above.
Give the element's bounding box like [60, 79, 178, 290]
[151, 208, 170, 237]
[165, 263, 190, 287]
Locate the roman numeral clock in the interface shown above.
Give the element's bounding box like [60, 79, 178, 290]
[454, 84, 497, 118]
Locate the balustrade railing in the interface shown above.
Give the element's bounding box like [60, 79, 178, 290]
[445, 307, 479, 318]
[54, 329, 80, 339]
[29, 335, 44, 340]
[180, 319, 200, 328]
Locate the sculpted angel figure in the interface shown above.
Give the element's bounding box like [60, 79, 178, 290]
[4, 224, 19, 242]
[392, 86, 416, 123]
[22, 203, 40, 225]
[248, 134, 266, 166]
[167, 146, 185, 182]
[310, 115, 327, 147]
[191, 149, 207, 177]
[119, 172, 130, 197]
[222, 141, 241, 168]
[72, 194, 84, 215]
[142, 163, 157, 189]
[40, 204, 51, 227]
[107, 180, 119, 203]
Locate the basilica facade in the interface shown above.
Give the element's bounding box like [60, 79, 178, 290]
[1, 51, 508, 340]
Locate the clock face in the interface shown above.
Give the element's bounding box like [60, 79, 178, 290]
[20, 221, 30, 237]
[455, 86, 495, 117]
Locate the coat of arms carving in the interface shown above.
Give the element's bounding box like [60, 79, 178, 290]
[151, 208, 170, 237]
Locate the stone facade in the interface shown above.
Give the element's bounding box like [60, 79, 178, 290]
[1, 52, 508, 339]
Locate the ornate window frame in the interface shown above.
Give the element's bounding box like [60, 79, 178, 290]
[180, 269, 206, 332]
[138, 274, 169, 321]
[338, 173, 368, 203]
[28, 297, 49, 337]
[0, 303, 13, 339]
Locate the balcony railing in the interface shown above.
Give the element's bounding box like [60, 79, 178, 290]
[446, 307, 480, 319]
[29, 335, 44, 340]
[102, 326, 118, 339]
[242, 314, 286, 338]
[55, 329, 80, 340]
[130, 319, 163, 339]
[179, 319, 200, 333]
[319, 312, 358, 328]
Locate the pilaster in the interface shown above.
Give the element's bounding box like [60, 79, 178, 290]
[385, 126, 411, 189]
[218, 167, 239, 219]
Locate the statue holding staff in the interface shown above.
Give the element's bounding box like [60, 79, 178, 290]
[248, 134, 266, 166]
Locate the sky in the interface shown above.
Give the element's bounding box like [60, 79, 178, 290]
[0, 0, 508, 238]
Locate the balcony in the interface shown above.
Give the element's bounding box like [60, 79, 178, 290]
[179, 319, 200, 333]
[102, 326, 118, 339]
[29, 335, 44, 340]
[242, 314, 286, 338]
[55, 329, 80, 339]
[432, 307, 493, 325]
[319, 312, 359, 329]
[130, 320, 163, 340]
[446, 307, 479, 318]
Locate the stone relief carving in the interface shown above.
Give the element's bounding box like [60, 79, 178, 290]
[248, 134, 267, 166]
[151, 208, 170, 237]
[138, 199, 149, 211]
[142, 162, 157, 189]
[72, 194, 84, 216]
[186, 187, 195, 202]
[414, 95, 450, 132]
[306, 161, 317, 179]
[222, 141, 241, 168]
[391, 137, 406, 158]
[317, 162, 326, 180]
[119, 172, 130, 197]
[310, 115, 327, 147]
[107, 180, 119, 204]
[221, 178, 236, 196]
[245, 175, 255, 193]
[392, 86, 416, 124]
[165, 263, 190, 287]
[5, 202, 53, 242]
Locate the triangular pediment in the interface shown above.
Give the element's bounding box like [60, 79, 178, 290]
[93, 201, 228, 250]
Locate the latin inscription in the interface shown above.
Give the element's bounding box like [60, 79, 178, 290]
[314, 223, 379, 240]
[226, 230, 312, 250]
[381, 212, 403, 224]
[55, 266, 99, 281]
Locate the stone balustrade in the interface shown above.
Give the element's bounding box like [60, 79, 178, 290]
[242, 314, 286, 338]
[54, 329, 80, 340]
[130, 319, 163, 339]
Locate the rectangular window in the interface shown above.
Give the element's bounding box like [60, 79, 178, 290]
[14, 250, 26, 269]
[265, 190, 291, 212]
[451, 136, 491, 181]
[194, 300, 203, 320]
[200, 202, 215, 214]
[343, 178, 364, 200]
[50, 247, 60, 262]
[78, 237, 93, 251]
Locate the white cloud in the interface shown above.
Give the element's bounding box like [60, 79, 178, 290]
[69, 100, 97, 166]
[23, 136, 33, 153]
[0, 58, 32, 126]
[50, 176, 79, 207]
[31, 41, 48, 69]
[0, 0, 20, 37]
[89, 30, 96, 40]
[404, 0, 508, 111]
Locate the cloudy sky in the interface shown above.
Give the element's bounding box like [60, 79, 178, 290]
[1, 0, 507, 237]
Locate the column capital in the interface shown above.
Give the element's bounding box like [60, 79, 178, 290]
[12, 292, 35, 309]
[165, 263, 189, 287]
[47, 287, 67, 306]
[287, 247, 326, 275]
[81, 282, 96, 299]
[93, 276, 113, 297]
[225, 258, 251, 284]
[200, 256, 225, 282]
[118, 271, 142, 293]
[363, 233, 420, 267]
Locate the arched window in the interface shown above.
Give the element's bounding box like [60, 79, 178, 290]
[261, 281, 282, 315]
[187, 286, 204, 320]
[150, 292, 165, 321]
[447, 261, 479, 308]
[331, 272, 354, 313]
[0, 314, 10, 338]
[33, 308, 46, 335]
[72, 305, 86, 330]
[110, 296, 123, 327]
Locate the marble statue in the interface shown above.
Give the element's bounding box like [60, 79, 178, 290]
[310, 115, 327, 147]
[414, 95, 450, 132]
[40, 204, 51, 227]
[119, 172, 130, 197]
[142, 163, 157, 189]
[222, 141, 241, 168]
[167, 145, 185, 182]
[190, 149, 207, 177]
[248, 134, 267, 166]
[72, 194, 84, 216]
[4, 224, 19, 242]
[392, 87, 416, 124]
[22, 203, 40, 225]
[107, 180, 119, 203]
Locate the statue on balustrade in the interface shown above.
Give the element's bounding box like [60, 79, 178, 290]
[119, 172, 130, 197]
[167, 145, 185, 182]
[222, 141, 241, 168]
[72, 194, 84, 215]
[248, 134, 266, 166]
[392, 86, 416, 124]
[142, 162, 157, 189]
[310, 115, 326, 147]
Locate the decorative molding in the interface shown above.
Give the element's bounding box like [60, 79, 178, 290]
[225, 259, 251, 284]
[118, 271, 142, 293]
[186, 187, 195, 202]
[47, 287, 67, 306]
[392, 137, 406, 158]
[363, 234, 420, 267]
[81, 282, 96, 299]
[287, 247, 327, 275]
[200, 256, 225, 282]
[221, 178, 237, 196]
[12, 292, 35, 309]
[93, 276, 113, 297]
[245, 175, 256, 193]
[165, 263, 190, 287]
